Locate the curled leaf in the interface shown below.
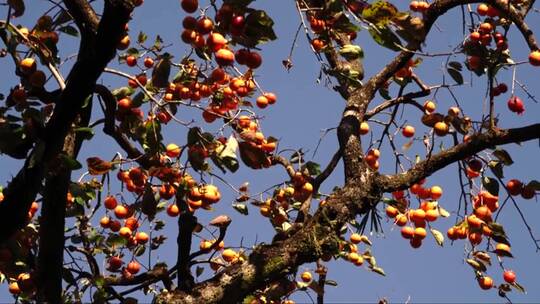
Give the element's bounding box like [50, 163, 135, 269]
[370, 266, 386, 276]
[430, 228, 444, 246]
[466, 258, 487, 272]
[209, 215, 232, 228]
[86, 157, 113, 175]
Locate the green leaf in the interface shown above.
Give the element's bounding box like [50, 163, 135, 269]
[61, 154, 82, 170]
[106, 234, 128, 247]
[74, 127, 95, 140]
[482, 176, 499, 196]
[241, 10, 277, 47]
[493, 149, 514, 165]
[154, 220, 165, 231]
[304, 161, 321, 176]
[379, 87, 391, 100]
[232, 203, 249, 215]
[62, 267, 76, 284]
[134, 245, 146, 257]
[362, 0, 398, 26]
[526, 180, 540, 191]
[196, 266, 204, 277]
[447, 67, 464, 85]
[339, 44, 364, 60]
[112, 86, 135, 99]
[126, 47, 140, 56]
[466, 258, 487, 272]
[152, 35, 164, 51]
[325, 279, 338, 286]
[138, 31, 147, 44]
[58, 25, 78, 37]
[368, 25, 402, 51]
[488, 160, 504, 178]
[448, 61, 463, 71]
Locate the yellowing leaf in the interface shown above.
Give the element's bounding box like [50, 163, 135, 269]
[430, 228, 444, 246]
[86, 157, 113, 175]
[466, 258, 487, 272]
[362, 0, 398, 26]
[438, 206, 450, 217]
[370, 266, 386, 276]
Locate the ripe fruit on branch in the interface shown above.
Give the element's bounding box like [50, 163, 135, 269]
[350, 233, 362, 244]
[506, 179, 522, 196]
[143, 57, 154, 68]
[166, 143, 181, 158]
[222, 248, 237, 262]
[246, 51, 262, 69]
[507, 96, 525, 115]
[433, 121, 449, 136]
[300, 271, 312, 282]
[402, 125, 415, 138]
[126, 55, 137, 67]
[207, 33, 227, 52]
[359, 122, 370, 135]
[19, 58, 37, 75]
[114, 205, 129, 219]
[196, 17, 214, 34]
[215, 49, 235, 66]
[182, 16, 197, 29]
[108, 256, 123, 270]
[167, 203, 180, 217]
[477, 276, 493, 290]
[423, 100, 436, 113]
[503, 270, 516, 284]
[127, 261, 141, 274]
[401, 226, 415, 239]
[529, 50, 540, 66]
[104, 195, 118, 209]
[385, 205, 399, 218]
[521, 185, 536, 199]
[181, 0, 198, 13]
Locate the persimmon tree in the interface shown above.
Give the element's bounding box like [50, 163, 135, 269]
[0, 0, 539, 303]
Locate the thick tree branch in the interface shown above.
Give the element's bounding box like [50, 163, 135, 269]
[63, 0, 99, 33]
[313, 150, 341, 192]
[0, 0, 133, 244]
[156, 177, 376, 304]
[376, 123, 540, 192]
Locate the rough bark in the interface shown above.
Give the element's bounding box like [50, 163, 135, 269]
[0, 0, 133, 244]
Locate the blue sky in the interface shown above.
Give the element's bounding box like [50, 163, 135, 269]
[0, 0, 539, 303]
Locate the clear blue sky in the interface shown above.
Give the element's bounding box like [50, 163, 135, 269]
[0, 0, 539, 303]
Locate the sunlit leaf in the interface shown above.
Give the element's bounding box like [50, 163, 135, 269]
[362, 0, 398, 26]
[430, 228, 444, 246]
[493, 149, 514, 165]
[233, 203, 249, 215]
[368, 25, 402, 51]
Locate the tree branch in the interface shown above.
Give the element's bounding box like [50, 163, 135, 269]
[376, 123, 540, 192]
[0, 0, 133, 244]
